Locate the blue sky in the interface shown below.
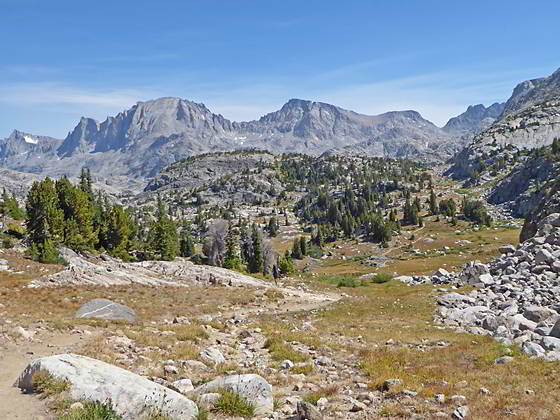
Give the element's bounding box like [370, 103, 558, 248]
[1, 0, 559, 138]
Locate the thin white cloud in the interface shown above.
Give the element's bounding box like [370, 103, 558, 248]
[0, 82, 155, 108]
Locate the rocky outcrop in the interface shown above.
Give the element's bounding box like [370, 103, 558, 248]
[448, 101, 560, 180]
[487, 152, 560, 218]
[31, 251, 268, 288]
[521, 183, 560, 242]
[14, 354, 199, 419]
[403, 216, 560, 361]
[143, 150, 280, 207]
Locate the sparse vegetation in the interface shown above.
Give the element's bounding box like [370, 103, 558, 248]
[372, 272, 393, 283]
[264, 337, 310, 362]
[31, 370, 69, 398]
[58, 401, 122, 420]
[213, 389, 256, 417]
[302, 385, 338, 406]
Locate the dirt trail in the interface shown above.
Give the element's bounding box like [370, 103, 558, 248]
[0, 331, 96, 420]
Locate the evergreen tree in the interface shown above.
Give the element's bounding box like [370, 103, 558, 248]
[223, 223, 241, 269]
[312, 226, 324, 247]
[106, 205, 135, 260]
[1, 189, 25, 220]
[439, 198, 456, 217]
[299, 236, 307, 257]
[267, 217, 279, 237]
[25, 178, 64, 263]
[179, 232, 194, 257]
[248, 224, 263, 273]
[55, 177, 95, 251]
[429, 188, 438, 215]
[277, 250, 294, 275]
[239, 223, 252, 264]
[291, 237, 303, 259]
[149, 195, 178, 261]
[79, 167, 93, 198]
[402, 198, 418, 225]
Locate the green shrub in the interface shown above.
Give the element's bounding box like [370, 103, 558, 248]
[316, 274, 363, 288]
[2, 237, 14, 248]
[28, 240, 64, 264]
[213, 389, 255, 417]
[372, 273, 393, 284]
[6, 223, 25, 238]
[336, 277, 362, 288]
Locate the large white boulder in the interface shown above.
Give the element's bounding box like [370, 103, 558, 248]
[194, 374, 273, 415]
[74, 298, 137, 323]
[14, 354, 198, 420]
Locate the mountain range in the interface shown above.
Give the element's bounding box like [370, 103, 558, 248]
[1, 67, 559, 182]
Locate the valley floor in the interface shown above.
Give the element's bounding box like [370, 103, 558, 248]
[1, 172, 559, 420]
[1, 218, 559, 420]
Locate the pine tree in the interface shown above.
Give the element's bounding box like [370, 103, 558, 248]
[312, 226, 324, 248]
[248, 224, 263, 273]
[267, 217, 279, 237]
[429, 188, 438, 215]
[1, 189, 25, 220]
[25, 178, 64, 263]
[223, 223, 241, 269]
[149, 194, 178, 261]
[79, 167, 93, 198]
[106, 205, 135, 260]
[179, 232, 194, 257]
[56, 177, 95, 251]
[299, 236, 307, 257]
[239, 223, 252, 264]
[291, 237, 302, 259]
[278, 249, 294, 275]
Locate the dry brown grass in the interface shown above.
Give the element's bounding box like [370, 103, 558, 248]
[312, 281, 560, 420]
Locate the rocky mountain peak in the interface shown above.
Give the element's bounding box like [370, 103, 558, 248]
[502, 67, 560, 117]
[443, 102, 505, 137]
